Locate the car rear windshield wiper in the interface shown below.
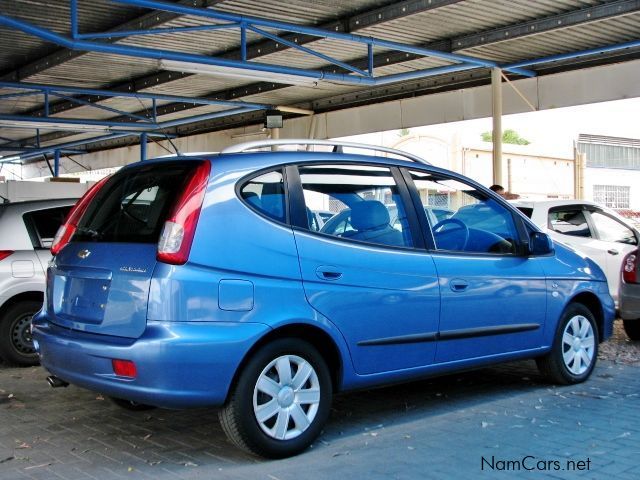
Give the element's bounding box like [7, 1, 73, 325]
[75, 226, 103, 239]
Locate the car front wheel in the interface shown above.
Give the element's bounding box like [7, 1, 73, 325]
[536, 303, 598, 384]
[219, 338, 332, 458]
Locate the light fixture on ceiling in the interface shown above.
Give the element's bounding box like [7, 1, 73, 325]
[0, 155, 20, 162]
[0, 120, 112, 132]
[158, 60, 320, 87]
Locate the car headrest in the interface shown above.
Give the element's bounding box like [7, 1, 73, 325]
[351, 200, 390, 231]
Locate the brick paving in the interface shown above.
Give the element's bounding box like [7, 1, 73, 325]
[1, 348, 639, 479]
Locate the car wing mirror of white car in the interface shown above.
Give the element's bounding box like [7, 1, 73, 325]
[529, 231, 554, 256]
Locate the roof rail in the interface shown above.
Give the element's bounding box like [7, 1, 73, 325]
[221, 139, 431, 165]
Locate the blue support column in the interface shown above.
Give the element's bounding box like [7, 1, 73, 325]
[140, 132, 147, 161]
[53, 149, 60, 177]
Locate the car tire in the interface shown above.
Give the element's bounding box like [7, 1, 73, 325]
[109, 397, 157, 411]
[219, 338, 332, 458]
[622, 320, 640, 341]
[0, 300, 42, 367]
[536, 303, 599, 385]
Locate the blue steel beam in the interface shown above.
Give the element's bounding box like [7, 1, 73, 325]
[503, 39, 640, 70]
[49, 92, 154, 122]
[111, 0, 536, 77]
[0, 114, 158, 130]
[0, 81, 270, 110]
[77, 23, 239, 40]
[53, 149, 60, 176]
[0, 6, 536, 88]
[140, 132, 147, 161]
[0, 91, 41, 101]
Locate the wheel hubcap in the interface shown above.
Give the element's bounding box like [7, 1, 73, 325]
[253, 354, 320, 441]
[11, 313, 36, 356]
[562, 315, 595, 375]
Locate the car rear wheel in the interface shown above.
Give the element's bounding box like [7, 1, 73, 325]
[622, 320, 640, 341]
[536, 303, 598, 385]
[219, 338, 332, 458]
[0, 300, 42, 367]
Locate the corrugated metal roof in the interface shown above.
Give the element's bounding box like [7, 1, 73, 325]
[0, 0, 639, 155]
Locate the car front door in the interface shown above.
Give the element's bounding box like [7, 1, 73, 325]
[288, 163, 440, 375]
[405, 169, 547, 364]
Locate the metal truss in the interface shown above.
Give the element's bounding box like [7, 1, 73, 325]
[1, 0, 639, 167]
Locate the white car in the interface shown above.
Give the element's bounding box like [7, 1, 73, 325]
[512, 200, 639, 305]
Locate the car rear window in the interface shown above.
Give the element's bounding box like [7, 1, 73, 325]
[73, 161, 203, 244]
[24, 206, 72, 248]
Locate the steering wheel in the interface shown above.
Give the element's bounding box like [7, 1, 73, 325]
[433, 218, 470, 251]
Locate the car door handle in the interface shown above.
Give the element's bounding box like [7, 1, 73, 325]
[315, 266, 343, 281]
[450, 279, 469, 292]
[608, 249, 619, 255]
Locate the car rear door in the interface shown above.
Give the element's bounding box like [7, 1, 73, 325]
[288, 163, 441, 375]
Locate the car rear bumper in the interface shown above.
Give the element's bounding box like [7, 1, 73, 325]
[31, 317, 271, 408]
[620, 283, 640, 321]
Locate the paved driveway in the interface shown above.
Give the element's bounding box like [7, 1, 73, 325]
[1, 356, 638, 480]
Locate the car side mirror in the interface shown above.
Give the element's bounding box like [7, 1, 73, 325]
[529, 231, 554, 256]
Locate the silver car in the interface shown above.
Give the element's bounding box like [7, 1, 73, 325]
[0, 199, 76, 365]
[620, 249, 640, 340]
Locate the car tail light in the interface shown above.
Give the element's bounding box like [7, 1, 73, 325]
[50, 176, 111, 256]
[623, 251, 638, 284]
[112, 359, 137, 378]
[0, 250, 14, 261]
[157, 161, 211, 265]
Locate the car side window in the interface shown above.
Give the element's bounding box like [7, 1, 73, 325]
[24, 206, 72, 248]
[590, 211, 637, 245]
[549, 209, 591, 238]
[298, 164, 413, 248]
[240, 169, 286, 223]
[407, 170, 518, 254]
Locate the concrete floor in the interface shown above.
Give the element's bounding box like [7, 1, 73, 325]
[1, 356, 638, 479]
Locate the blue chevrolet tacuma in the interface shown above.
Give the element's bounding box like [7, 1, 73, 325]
[32, 140, 614, 458]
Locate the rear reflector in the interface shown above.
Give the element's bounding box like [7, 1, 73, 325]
[0, 250, 13, 261]
[51, 175, 111, 255]
[112, 359, 137, 378]
[623, 251, 638, 284]
[157, 161, 211, 265]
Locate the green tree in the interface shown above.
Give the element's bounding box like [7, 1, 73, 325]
[481, 129, 530, 145]
[397, 128, 411, 137]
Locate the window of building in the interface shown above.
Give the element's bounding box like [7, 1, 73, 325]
[593, 185, 630, 209]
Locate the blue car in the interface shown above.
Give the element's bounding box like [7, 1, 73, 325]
[32, 140, 614, 458]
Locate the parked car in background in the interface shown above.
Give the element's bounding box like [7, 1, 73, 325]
[512, 200, 639, 305]
[0, 199, 76, 365]
[33, 141, 614, 458]
[620, 249, 640, 340]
